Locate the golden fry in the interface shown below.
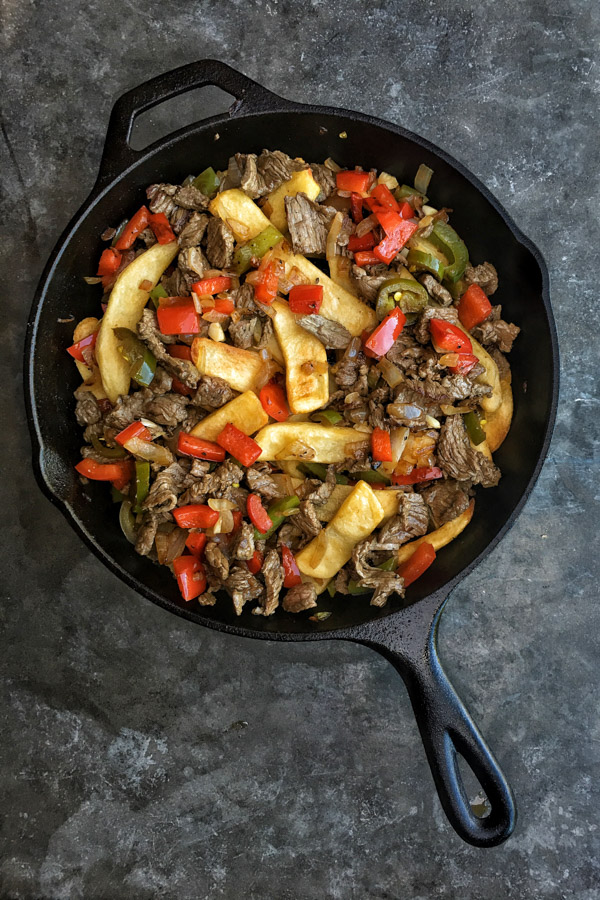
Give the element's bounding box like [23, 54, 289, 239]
[272, 300, 328, 414]
[190, 391, 268, 441]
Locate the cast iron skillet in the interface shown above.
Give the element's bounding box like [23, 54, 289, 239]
[25, 60, 558, 847]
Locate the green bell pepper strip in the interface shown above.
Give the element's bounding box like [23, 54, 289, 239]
[114, 327, 157, 388]
[90, 435, 128, 459]
[428, 221, 469, 284]
[352, 469, 391, 485]
[149, 283, 168, 308]
[394, 184, 428, 204]
[111, 485, 129, 503]
[193, 166, 220, 196]
[254, 494, 300, 541]
[133, 461, 150, 513]
[375, 277, 429, 320]
[464, 411, 486, 446]
[311, 409, 343, 426]
[233, 225, 283, 275]
[447, 277, 469, 301]
[299, 462, 349, 485]
[379, 557, 397, 572]
[405, 249, 445, 280]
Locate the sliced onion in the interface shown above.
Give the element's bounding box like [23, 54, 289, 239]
[227, 218, 251, 240]
[324, 157, 342, 173]
[426, 415, 441, 429]
[440, 404, 465, 415]
[208, 322, 226, 341]
[354, 422, 373, 434]
[208, 498, 237, 511]
[275, 440, 315, 461]
[377, 357, 403, 388]
[270, 473, 297, 495]
[381, 426, 409, 475]
[388, 402, 422, 420]
[344, 439, 369, 458]
[124, 435, 173, 467]
[84, 276, 103, 285]
[164, 527, 187, 564]
[119, 501, 137, 544]
[356, 214, 378, 237]
[207, 508, 235, 535]
[415, 163, 434, 195]
[345, 336, 362, 359]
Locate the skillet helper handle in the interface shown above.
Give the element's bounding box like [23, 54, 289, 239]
[96, 59, 289, 188]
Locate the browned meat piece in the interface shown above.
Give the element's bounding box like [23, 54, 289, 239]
[418, 274, 453, 306]
[142, 462, 193, 513]
[192, 375, 236, 409]
[246, 463, 282, 501]
[178, 212, 209, 250]
[146, 184, 191, 235]
[174, 184, 210, 210]
[74, 389, 102, 427]
[138, 227, 157, 248]
[351, 264, 389, 303]
[437, 414, 501, 487]
[253, 549, 284, 616]
[226, 565, 263, 616]
[82, 421, 105, 444]
[178, 247, 208, 284]
[144, 393, 189, 428]
[205, 217, 235, 268]
[352, 538, 404, 607]
[197, 592, 217, 607]
[332, 339, 366, 387]
[414, 306, 459, 344]
[205, 541, 230, 583]
[472, 306, 520, 353]
[104, 390, 152, 430]
[137, 309, 201, 388]
[368, 383, 391, 429]
[235, 149, 306, 198]
[307, 466, 338, 505]
[377, 493, 429, 547]
[282, 582, 318, 613]
[309, 163, 337, 200]
[255, 315, 274, 349]
[464, 261, 498, 296]
[276, 521, 305, 549]
[284, 192, 336, 257]
[180, 459, 244, 505]
[404, 373, 491, 405]
[228, 315, 258, 349]
[334, 568, 350, 594]
[420, 480, 471, 529]
[489, 348, 511, 382]
[296, 314, 352, 349]
[135, 512, 159, 557]
[231, 521, 255, 560]
[293, 500, 322, 538]
[190, 459, 211, 478]
[148, 367, 173, 395]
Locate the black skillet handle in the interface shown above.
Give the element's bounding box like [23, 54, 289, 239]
[96, 59, 296, 189]
[351, 594, 516, 847]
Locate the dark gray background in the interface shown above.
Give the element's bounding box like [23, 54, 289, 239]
[2, 1, 599, 897]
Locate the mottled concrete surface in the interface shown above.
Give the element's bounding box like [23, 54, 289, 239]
[1, 1, 599, 897]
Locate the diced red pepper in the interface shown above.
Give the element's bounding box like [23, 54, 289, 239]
[173, 504, 220, 529]
[347, 232, 376, 252]
[231, 510, 243, 532]
[450, 353, 479, 375]
[115, 421, 152, 446]
[398, 200, 414, 219]
[185, 532, 207, 558]
[281, 545, 302, 588]
[148, 212, 176, 245]
[363, 308, 407, 358]
[371, 428, 392, 462]
[353, 250, 381, 267]
[373, 219, 418, 265]
[336, 170, 371, 193]
[246, 493, 273, 534]
[177, 432, 226, 462]
[173, 555, 207, 601]
[370, 183, 400, 211]
[254, 261, 279, 305]
[373, 208, 402, 235]
[211, 297, 235, 315]
[168, 344, 193, 360]
[429, 319, 473, 354]
[171, 377, 196, 396]
[398, 541, 437, 588]
[114, 206, 150, 250]
[97, 247, 122, 276]
[259, 381, 290, 422]
[216, 423, 262, 467]
[67, 331, 97, 363]
[457, 284, 493, 332]
[156, 297, 199, 335]
[191, 276, 233, 296]
[247, 549, 264, 575]
[75, 458, 133, 484]
[288, 283, 323, 315]
[391, 466, 443, 486]
[350, 192, 364, 223]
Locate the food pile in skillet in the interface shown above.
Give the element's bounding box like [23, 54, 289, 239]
[70, 150, 519, 617]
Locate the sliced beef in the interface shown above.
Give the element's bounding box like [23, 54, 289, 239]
[178, 247, 209, 284]
[173, 184, 210, 210]
[137, 309, 201, 389]
[276, 521, 305, 550]
[144, 393, 189, 428]
[74, 389, 102, 427]
[351, 265, 389, 303]
[135, 512, 159, 557]
[309, 163, 337, 200]
[231, 522, 255, 560]
[284, 192, 336, 257]
[104, 390, 152, 431]
[437, 414, 501, 487]
[464, 261, 498, 296]
[254, 549, 284, 616]
[420, 480, 471, 529]
[246, 463, 282, 501]
[293, 500, 322, 538]
[301, 466, 337, 505]
[296, 314, 352, 349]
[190, 459, 211, 478]
[489, 348, 511, 382]
[414, 306, 459, 344]
[472, 306, 520, 353]
[178, 212, 209, 250]
[146, 183, 190, 234]
[282, 582, 318, 613]
[377, 493, 429, 547]
[235, 150, 306, 199]
[192, 375, 236, 409]
[180, 459, 244, 505]
[368, 383, 391, 429]
[255, 315, 274, 349]
[205, 541, 230, 583]
[418, 273, 453, 306]
[205, 217, 235, 268]
[226, 565, 263, 616]
[149, 367, 173, 395]
[228, 315, 258, 349]
[404, 372, 491, 405]
[142, 462, 193, 513]
[352, 538, 404, 608]
[332, 340, 366, 387]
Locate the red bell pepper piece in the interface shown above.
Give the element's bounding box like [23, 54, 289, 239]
[457, 284, 493, 332]
[398, 200, 414, 219]
[115, 421, 152, 446]
[216, 423, 262, 467]
[281, 545, 302, 588]
[391, 466, 443, 486]
[336, 170, 371, 193]
[363, 308, 406, 358]
[370, 183, 400, 211]
[148, 212, 176, 244]
[191, 276, 233, 296]
[350, 192, 364, 223]
[177, 432, 226, 462]
[259, 381, 290, 422]
[450, 353, 479, 375]
[247, 549, 264, 575]
[353, 250, 381, 267]
[67, 330, 97, 363]
[398, 541, 437, 588]
[75, 458, 133, 483]
[429, 319, 473, 354]
[173, 504, 220, 529]
[371, 428, 393, 462]
[171, 377, 196, 397]
[185, 532, 207, 558]
[373, 219, 418, 265]
[173, 555, 207, 601]
[288, 283, 323, 314]
[114, 206, 150, 250]
[254, 261, 279, 305]
[246, 493, 274, 534]
[156, 297, 200, 335]
[231, 510, 243, 532]
[347, 233, 376, 252]
[97, 247, 122, 276]
[168, 344, 193, 360]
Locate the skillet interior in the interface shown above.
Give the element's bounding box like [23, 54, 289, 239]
[27, 108, 555, 637]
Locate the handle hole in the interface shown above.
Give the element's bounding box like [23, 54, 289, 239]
[129, 86, 236, 151]
[456, 753, 492, 819]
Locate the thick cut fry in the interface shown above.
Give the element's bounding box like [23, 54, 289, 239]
[96, 241, 178, 403]
[396, 501, 475, 565]
[190, 391, 268, 441]
[272, 300, 328, 414]
[326, 212, 356, 295]
[255, 422, 368, 463]
[484, 379, 513, 452]
[265, 169, 321, 233]
[454, 321, 501, 413]
[208, 189, 272, 241]
[191, 338, 269, 393]
[270, 244, 376, 336]
[315, 484, 399, 523]
[296, 481, 385, 580]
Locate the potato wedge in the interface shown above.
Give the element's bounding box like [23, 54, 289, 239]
[208, 188, 272, 241]
[396, 500, 475, 565]
[484, 378, 513, 452]
[190, 390, 268, 441]
[272, 300, 328, 414]
[255, 422, 368, 463]
[296, 481, 385, 580]
[191, 338, 270, 393]
[315, 484, 400, 524]
[454, 321, 501, 413]
[270, 244, 377, 336]
[265, 168, 321, 233]
[96, 241, 178, 403]
[326, 212, 356, 295]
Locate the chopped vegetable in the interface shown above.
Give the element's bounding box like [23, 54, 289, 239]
[398, 541, 436, 588]
[149, 283, 168, 306]
[391, 466, 443, 485]
[371, 428, 392, 462]
[156, 297, 199, 335]
[114, 206, 150, 250]
[97, 247, 122, 276]
[429, 221, 469, 284]
[265, 168, 321, 232]
[375, 277, 428, 320]
[247, 549, 264, 574]
[336, 170, 370, 192]
[281, 545, 302, 587]
[168, 344, 193, 360]
[115, 420, 152, 446]
[414, 164, 434, 195]
[370, 183, 400, 211]
[405, 248, 445, 280]
[209, 188, 273, 242]
[148, 212, 176, 244]
[255, 494, 301, 541]
[173, 505, 220, 529]
[347, 233, 377, 253]
[464, 411, 486, 446]
[177, 432, 226, 461]
[247, 493, 274, 534]
[429, 319, 473, 354]
[173, 555, 207, 601]
[75, 458, 133, 485]
[193, 166, 220, 196]
[133, 460, 150, 513]
[457, 284, 493, 331]
[311, 409, 343, 426]
[113, 327, 157, 388]
[350, 192, 364, 223]
[67, 330, 97, 363]
[122, 435, 173, 467]
[191, 276, 232, 295]
[232, 224, 283, 275]
[363, 307, 406, 358]
[352, 469, 391, 485]
[90, 435, 127, 458]
[216, 423, 262, 467]
[254, 260, 279, 305]
[288, 283, 323, 314]
[185, 532, 207, 558]
[373, 218, 418, 265]
[259, 381, 290, 422]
